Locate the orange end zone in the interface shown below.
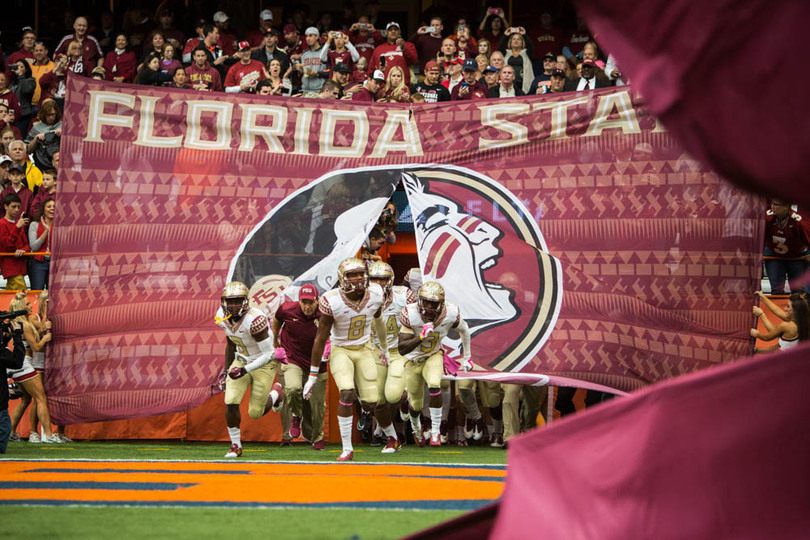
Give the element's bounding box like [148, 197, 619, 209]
[0, 460, 505, 511]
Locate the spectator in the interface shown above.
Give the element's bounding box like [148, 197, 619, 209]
[282, 24, 306, 59]
[0, 103, 22, 140]
[605, 53, 627, 86]
[10, 61, 35, 137]
[482, 64, 500, 92]
[455, 24, 477, 61]
[477, 38, 492, 61]
[499, 30, 534, 94]
[51, 151, 59, 170]
[168, 66, 189, 89]
[103, 33, 137, 83]
[94, 11, 118, 55]
[122, 7, 155, 57]
[213, 11, 237, 55]
[28, 197, 53, 290]
[528, 51, 557, 95]
[379, 66, 410, 102]
[300, 27, 326, 94]
[763, 200, 810, 294]
[30, 42, 54, 108]
[197, 24, 231, 75]
[265, 58, 292, 96]
[410, 16, 445, 69]
[0, 314, 25, 454]
[474, 55, 489, 81]
[451, 59, 488, 100]
[66, 40, 91, 77]
[152, 8, 185, 50]
[187, 47, 223, 92]
[225, 42, 269, 94]
[1, 127, 15, 156]
[360, 226, 386, 260]
[246, 9, 276, 48]
[752, 291, 810, 351]
[436, 37, 459, 76]
[1, 163, 32, 214]
[528, 12, 563, 71]
[352, 69, 385, 101]
[159, 43, 182, 75]
[368, 22, 418, 85]
[329, 63, 357, 96]
[564, 60, 609, 91]
[8, 27, 37, 65]
[251, 29, 290, 75]
[0, 192, 31, 289]
[303, 79, 341, 99]
[489, 50, 505, 72]
[181, 19, 208, 64]
[0, 73, 22, 122]
[135, 52, 172, 86]
[478, 7, 509, 46]
[7, 140, 41, 193]
[91, 67, 106, 81]
[562, 14, 593, 68]
[39, 55, 69, 105]
[25, 101, 61, 171]
[55, 16, 104, 70]
[320, 30, 360, 72]
[440, 58, 463, 94]
[348, 16, 384, 65]
[413, 60, 450, 103]
[545, 68, 567, 94]
[139, 31, 166, 68]
[488, 65, 524, 98]
[29, 168, 55, 218]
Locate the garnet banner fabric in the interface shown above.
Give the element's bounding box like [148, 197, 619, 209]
[48, 75, 761, 424]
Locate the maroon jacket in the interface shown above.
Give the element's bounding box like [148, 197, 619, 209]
[274, 301, 325, 373]
[0, 217, 30, 278]
[103, 50, 138, 82]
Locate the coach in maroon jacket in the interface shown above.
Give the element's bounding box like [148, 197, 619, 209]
[273, 284, 328, 449]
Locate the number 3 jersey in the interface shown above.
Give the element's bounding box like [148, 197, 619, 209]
[372, 285, 418, 350]
[215, 306, 271, 360]
[399, 302, 462, 361]
[319, 283, 385, 347]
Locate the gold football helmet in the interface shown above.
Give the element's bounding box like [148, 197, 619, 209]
[337, 257, 368, 294]
[221, 281, 250, 319]
[368, 262, 395, 294]
[418, 282, 445, 320]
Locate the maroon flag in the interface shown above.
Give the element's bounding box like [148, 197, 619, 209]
[49, 76, 761, 423]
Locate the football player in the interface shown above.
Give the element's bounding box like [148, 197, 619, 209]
[398, 282, 472, 446]
[305, 258, 391, 461]
[368, 262, 417, 448]
[216, 281, 284, 458]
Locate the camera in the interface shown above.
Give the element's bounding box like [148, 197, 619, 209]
[360, 23, 367, 29]
[0, 310, 28, 337]
[425, 26, 436, 33]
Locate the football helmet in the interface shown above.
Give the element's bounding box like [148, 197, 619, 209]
[338, 257, 368, 294]
[418, 282, 445, 321]
[221, 281, 250, 319]
[368, 262, 395, 294]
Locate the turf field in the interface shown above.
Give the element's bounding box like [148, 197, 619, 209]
[1, 441, 506, 539]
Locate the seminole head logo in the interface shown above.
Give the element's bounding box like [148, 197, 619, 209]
[229, 164, 561, 372]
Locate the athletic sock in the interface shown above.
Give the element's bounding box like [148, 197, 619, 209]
[374, 423, 384, 437]
[381, 423, 397, 439]
[227, 427, 241, 447]
[459, 388, 482, 420]
[429, 407, 443, 437]
[338, 415, 353, 453]
[410, 414, 422, 435]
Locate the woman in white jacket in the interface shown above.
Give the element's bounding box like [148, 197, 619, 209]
[499, 30, 534, 94]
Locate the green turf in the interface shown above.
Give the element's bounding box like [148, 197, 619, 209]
[4, 506, 464, 540]
[2, 440, 508, 464]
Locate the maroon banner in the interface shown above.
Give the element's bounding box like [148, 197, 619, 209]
[49, 75, 762, 424]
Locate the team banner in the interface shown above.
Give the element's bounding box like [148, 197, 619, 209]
[49, 75, 762, 424]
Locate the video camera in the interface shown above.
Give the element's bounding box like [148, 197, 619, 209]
[0, 310, 28, 337]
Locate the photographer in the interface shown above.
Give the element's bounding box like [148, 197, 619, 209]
[1, 317, 26, 453]
[25, 98, 62, 170]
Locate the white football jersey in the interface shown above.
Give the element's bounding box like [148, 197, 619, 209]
[216, 306, 271, 360]
[399, 302, 462, 361]
[372, 285, 417, 349]
[320, 283, 385, 347]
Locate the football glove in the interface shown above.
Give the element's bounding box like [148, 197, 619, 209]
[228, 366, 247, 380]
[419, 323, 434, 340]
[460, 356, 473, 373]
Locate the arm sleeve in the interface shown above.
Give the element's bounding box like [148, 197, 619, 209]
[243, 337, 275, 373]
[319, 45, 330, 62]
[346, 42, 360, 62]
[28, 221, 45, 251]
[373, 315, 389, 355]
[456, 317, 471, 358]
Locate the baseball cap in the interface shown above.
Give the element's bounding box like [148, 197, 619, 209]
[213, 11, 229, 23]
[371, 69, 386, 82]
[260, 9, 274, 21]
[265, 28, 279, 36]
[424, 60, 440, 72]
[299, 284, 318, 301]
[283, 24, 297, 34]
[483, 65, 499, 73]
[237, 41, 251, 51]
[195, 19, 207, 29]
[543, 51, 556, 60]
[581, 60, 596, 67]
[333, 63, 351, 73]
[0, 155, 12, 166]
[462, 58, 477, 71]
[550, 68, 566, 78]
[21, 26, 36, 38]
[305, 26, 320, 36]
[8, 163, 26, 175]
[385, 21, 400, 30]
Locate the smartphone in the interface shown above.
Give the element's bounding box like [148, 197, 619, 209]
[360, 23, 367, 29]
[460, 81, 468, 88]
[458, 25, 466, 31]
[380, 55, 386, 68]
[488, 8, 498, 14]
[21, 213, 28, 220]
[509, 27, 518, 33]
[425, 26, 436, 33]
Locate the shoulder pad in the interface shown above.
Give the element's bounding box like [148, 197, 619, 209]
[250, 315, 269, 336]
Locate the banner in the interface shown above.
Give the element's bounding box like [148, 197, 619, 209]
[49, 75, 762, 424]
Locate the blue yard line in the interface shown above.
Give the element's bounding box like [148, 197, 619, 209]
[0, 481, 197, 491]
[0, 499, 497, 511]
[22, 468, 251, 475]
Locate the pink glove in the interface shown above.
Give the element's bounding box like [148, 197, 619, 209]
[323, 341, 332, 360]
[419, 323, 434, 340]
[228, 366, 247, 379]
[274, 347, 287, 361]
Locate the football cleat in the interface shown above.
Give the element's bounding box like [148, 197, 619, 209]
[413, 430, 427, 448]
[336, 450, 354, 462]
[417, 282, 445, 321]
[456, 437, 468, 447]
[430, 432, 441, 447]
[312, 440, 325, 451]
[270, 382, 284, 412]
[290, 415, 301, 439]
[28, 431, 41, 444]
[490, 433, 505, 448]
[440, 420, 448, 444]
[464, 417, 475, 439]
[280, 439, 292, 447]
[41, 434, 64, 444]
[221, 281, 250, 319]
[473, 417, 486, 441]
[381, 436, 401, 454]
[224, 443, 243, 458]
[8, 432, 20, 443]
